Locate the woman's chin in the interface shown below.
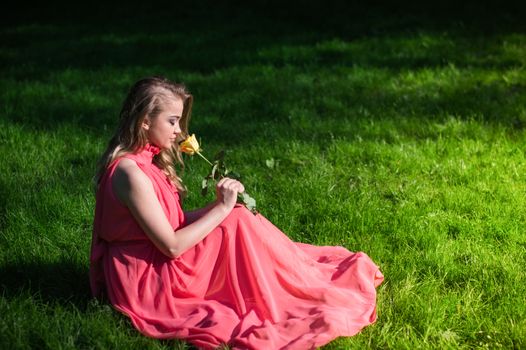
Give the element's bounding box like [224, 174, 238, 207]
[162, 141, 176, 150]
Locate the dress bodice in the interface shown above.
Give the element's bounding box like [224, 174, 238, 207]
[94, 145, 185, 244]
[93, 144, 185, 243]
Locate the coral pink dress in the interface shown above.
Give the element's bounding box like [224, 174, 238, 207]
[90, 145, 383, 350]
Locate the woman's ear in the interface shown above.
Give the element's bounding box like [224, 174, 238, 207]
[142, 117, 150, 131]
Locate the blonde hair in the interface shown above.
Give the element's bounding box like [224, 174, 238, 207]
[94, 76, 193, 194]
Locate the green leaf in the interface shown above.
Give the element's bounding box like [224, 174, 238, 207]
[211, 162, 220, 180]
[266, 158, 275, 169]
[229, 171, 242, 180]
[201, 178, 209, 196]
[239, 192, 257, 214]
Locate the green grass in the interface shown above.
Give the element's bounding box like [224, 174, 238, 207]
[1, 1, 526, 348]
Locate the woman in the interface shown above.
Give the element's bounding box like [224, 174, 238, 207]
[90, 76, 383, 349]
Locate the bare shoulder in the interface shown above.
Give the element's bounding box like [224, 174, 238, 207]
[112, 158, 153, 204]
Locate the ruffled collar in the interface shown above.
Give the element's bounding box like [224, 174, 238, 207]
[143, 143, 161, 156]
[131, 143, 160, 164]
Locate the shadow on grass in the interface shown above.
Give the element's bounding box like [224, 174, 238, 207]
[2, 2, 524, 78]
[0, 260, 201, 349]
[1, 0, 525, 142]
[0, 259, 91, 309]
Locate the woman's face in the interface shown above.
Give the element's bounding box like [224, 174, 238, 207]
[144, 98, 184, 149]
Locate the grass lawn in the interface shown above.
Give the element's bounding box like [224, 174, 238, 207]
[1, 1, 525, 348]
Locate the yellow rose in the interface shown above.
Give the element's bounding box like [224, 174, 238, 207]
[179, 134, 200, 155]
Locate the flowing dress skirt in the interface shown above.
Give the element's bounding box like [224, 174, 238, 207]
[99, 205, 383, 349]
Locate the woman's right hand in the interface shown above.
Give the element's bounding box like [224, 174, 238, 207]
[215, 177, 245, 211]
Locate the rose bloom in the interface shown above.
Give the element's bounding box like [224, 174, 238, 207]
[180, 134, 200, 155]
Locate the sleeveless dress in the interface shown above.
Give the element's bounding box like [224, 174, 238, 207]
[90, 145, 384, 350]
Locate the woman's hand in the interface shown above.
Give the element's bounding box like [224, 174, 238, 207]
[216, 177, 245, 211]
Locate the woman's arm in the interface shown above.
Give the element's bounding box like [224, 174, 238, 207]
[184, 202, 216, 225]
[113, 159, 243, 258]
